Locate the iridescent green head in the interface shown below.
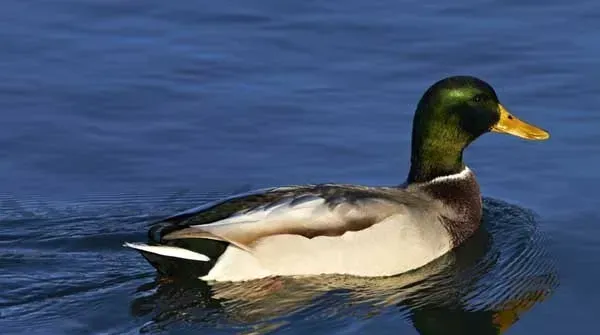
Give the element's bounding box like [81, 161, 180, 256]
[407, 76, 549, 183]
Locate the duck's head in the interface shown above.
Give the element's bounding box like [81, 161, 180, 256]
[408, 76, 549, 183]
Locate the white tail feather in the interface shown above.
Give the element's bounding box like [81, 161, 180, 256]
[123, 242, 210, 262]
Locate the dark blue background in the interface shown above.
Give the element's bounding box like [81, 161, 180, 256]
[1, 1, 598, 334]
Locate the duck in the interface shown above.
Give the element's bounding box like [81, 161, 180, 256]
[124, 75, 549, 282]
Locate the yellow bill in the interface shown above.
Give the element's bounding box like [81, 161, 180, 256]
[491, 104, 550, 140]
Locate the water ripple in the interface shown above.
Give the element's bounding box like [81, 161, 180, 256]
[0, 191, 558, 334]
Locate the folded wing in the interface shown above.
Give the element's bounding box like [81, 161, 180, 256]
[162, 187, 412, 250]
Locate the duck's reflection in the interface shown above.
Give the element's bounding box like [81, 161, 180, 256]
[130, 198, 558, 334]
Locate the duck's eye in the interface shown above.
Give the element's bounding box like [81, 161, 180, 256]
[472, 94, 486, 103]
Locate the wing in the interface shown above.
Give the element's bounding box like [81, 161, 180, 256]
[148, 187, 292, 242]
[161, 185, 426, 250]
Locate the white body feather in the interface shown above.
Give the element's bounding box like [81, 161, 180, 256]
[202, 214, 451, 282]
[123, 242, 210, 262]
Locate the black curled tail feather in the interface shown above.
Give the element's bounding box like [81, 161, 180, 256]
[147, 222, 189, 244]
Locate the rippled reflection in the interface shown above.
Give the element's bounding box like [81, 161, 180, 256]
[131, 198, 558, 334]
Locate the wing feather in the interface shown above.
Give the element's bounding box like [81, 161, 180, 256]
[162, 193, 408, 250]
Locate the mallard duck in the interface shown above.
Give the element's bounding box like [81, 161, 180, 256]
[125, 76, 549, 282]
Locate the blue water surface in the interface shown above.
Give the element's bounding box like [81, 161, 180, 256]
[1, 1, 598, 334]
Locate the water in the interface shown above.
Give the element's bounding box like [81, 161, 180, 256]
[1, 0, 598, 334]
